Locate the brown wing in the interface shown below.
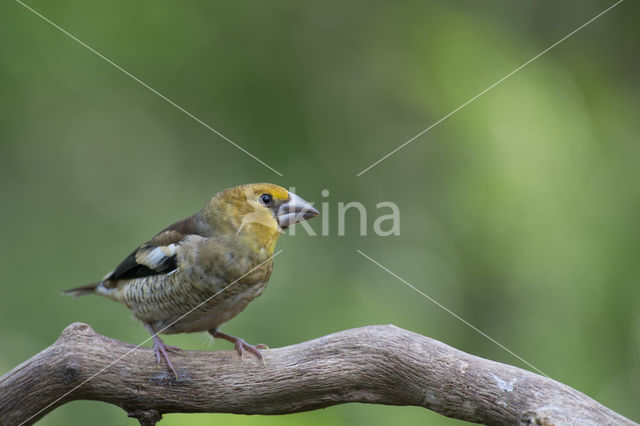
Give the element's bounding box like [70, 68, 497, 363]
[103, 215, 209, 286]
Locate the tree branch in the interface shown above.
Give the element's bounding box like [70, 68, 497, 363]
[0, 323, 635, 425]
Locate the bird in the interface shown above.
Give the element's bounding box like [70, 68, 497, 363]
[63, 183, 319, 377]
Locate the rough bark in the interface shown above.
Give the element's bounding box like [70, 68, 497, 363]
[0, 323, 635, 425]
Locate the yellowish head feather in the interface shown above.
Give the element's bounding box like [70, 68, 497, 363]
[200, 183, 289, 255]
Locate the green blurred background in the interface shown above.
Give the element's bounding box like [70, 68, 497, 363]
[1, 1, 638, 424]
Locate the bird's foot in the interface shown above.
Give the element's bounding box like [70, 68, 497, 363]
[146, 324, 183, 379]
[210, 330, 268, 363]
[152, 336, 183, 379]
[233, 339, 268, 360]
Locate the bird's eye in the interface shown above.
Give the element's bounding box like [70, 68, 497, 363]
[259, 193, 273, 206]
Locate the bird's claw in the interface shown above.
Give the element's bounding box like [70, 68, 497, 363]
[234, 338, 265, 361]
[163, 344, 184, 353]
[151, 336, 182, 379]
[211, 330, 267, 364]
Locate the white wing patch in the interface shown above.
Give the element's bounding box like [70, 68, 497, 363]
[136, 243, 178, 269]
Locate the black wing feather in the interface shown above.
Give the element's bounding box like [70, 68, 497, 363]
[103, 215, 207, 285]
[109, 248, 177, 280]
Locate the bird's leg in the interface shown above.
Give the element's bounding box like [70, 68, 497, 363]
[144, 324, 183, 378]
[209, 328, 268, 362]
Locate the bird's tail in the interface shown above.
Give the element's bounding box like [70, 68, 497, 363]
[62, 282, 99, 297]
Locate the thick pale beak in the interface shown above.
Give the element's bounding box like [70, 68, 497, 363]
[276, 192, 319, 229]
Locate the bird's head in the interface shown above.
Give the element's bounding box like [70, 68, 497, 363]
[200, 183, 319, 253]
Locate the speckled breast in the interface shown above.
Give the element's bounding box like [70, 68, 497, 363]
[117, 259, 273, 334]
